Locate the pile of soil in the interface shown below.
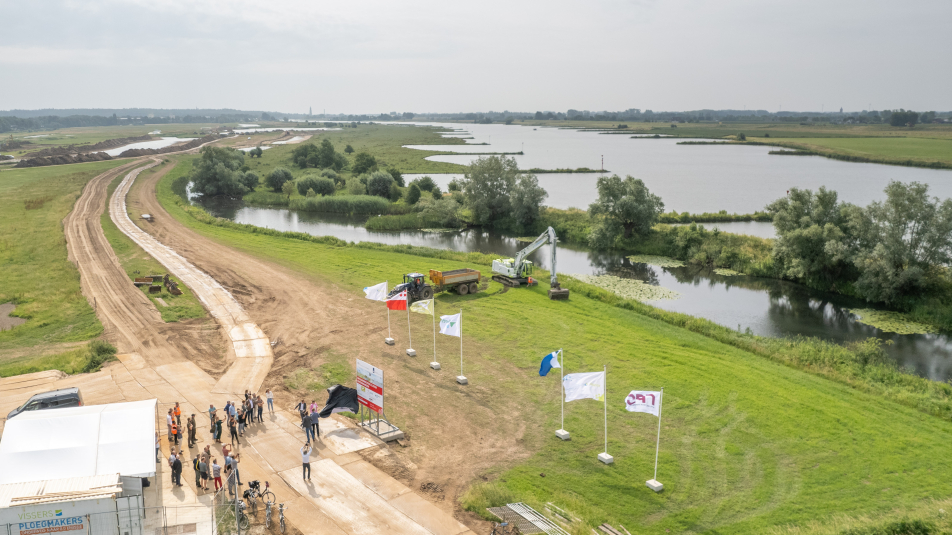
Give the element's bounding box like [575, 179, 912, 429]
[0, 154, 13, 161]
[23, 135, 152, 158]
[15, 152, 113, 168]
[117, 135, 218, 157]
[1, 140, 31, 150]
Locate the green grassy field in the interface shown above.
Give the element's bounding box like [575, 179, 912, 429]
[0, 161, 126, 351]
[99, 167, 206, 323]
[1, 124, 220, 157]
[766, 137, 952, 166]
[156, 158, 952, 533]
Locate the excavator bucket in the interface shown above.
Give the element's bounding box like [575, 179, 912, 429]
[548, 283, 570, 300]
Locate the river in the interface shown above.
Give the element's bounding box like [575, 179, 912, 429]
[195, 195, 952, 382]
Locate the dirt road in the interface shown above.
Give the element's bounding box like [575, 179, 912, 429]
[131, 159, 536, 527]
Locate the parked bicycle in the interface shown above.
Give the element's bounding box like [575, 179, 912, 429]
[278, 503, 289, 534]
[243, 480, 272, 516]
[235, 499, 251, 530]
[263, 482, 276, 528]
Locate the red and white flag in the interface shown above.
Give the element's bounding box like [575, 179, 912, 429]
[386, 289, 408, 311]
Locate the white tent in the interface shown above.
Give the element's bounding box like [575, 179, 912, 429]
[0, 399, 157, 485]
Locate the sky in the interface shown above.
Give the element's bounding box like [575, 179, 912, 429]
[1, 0, 949, 114]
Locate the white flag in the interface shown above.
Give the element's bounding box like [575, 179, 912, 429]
[624, 390, 662, 416]
[363, 282, 388, 301]
[563, 371, 605, 402]
[439, 313, 461, 337]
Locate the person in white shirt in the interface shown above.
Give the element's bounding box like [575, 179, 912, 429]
[166, 410, 173, 441]
[266, 389, 274, 413]
[301, 443, 312, 481]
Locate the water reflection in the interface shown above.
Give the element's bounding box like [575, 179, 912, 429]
[195, 196, 952, 382]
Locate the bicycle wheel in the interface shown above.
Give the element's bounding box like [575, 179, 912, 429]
[249, 498, 257, 516]
[265, 506, 271, 529]
[280, 516, 286, 534]
[239, 514, 251, 530]
[262, 490, 276, 505]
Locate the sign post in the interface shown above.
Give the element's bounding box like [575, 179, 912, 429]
[356, 359, 403, 441]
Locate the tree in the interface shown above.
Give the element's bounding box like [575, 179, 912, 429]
[344, 144, 354, 154]
[737, 133, 746, 141]
[588, 175, 664, 248]
[306, 188, 316, 197]
[890, 110, 919, 127]
[390, 182, 403, 202]
[266, 167, 294, 192]
[407, 184, 421, 204]
[460, 156, 520, 226]
[319, 169, 342, 186]
[447, 179, 461, 192]
[312, 177, 336, 196]
[240, 171, 259, 191]
[296, 176, 319, 196]
[849, 181, 952, 303]
[190, 146, 255, 197]
[352, 152, 377, 175]
[510, 173, 548, 228]
[431, 186, 443, 200]
[367, 171, 394, 198]
[420, 198, 460, 227]
[411, 176, 436, 192]
[248, 146, 264, 158]
[387, 167, 404, 187]
[281, 180, 294, 201]
[766, 187, 858, 289]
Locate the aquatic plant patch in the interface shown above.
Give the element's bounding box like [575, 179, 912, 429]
[626, 254, 685, 268]
[570, 274, 680, 301]
[848, 309, 938, 335]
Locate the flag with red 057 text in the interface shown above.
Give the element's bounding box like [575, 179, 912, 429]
[625, 390, 662, 416]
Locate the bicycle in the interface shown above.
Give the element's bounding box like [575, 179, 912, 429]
[243, 480, 268, 516]
[235, 499, 251, 531]
[278, 503, 289, 534]
[490, 521, 515, 535]
[263, 482, 276, 529]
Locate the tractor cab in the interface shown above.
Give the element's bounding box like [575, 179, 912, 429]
[404, 273, 426, 289]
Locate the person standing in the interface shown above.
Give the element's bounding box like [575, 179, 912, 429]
[301, 443, 312, 481]
[229, 415, 239, 445]
[301, 410, 313, 442]
[155, 432, 161, 462]
[230, 452, 242, 486]
[187, 415, 197, 448]
[199, 457, 209, 491]
[215, 417, 223, 444]
[208, 404, 217, 432]
[229, 401, 237, 420]
[237, 408, 246, 436]
[193, 455, 202, 490]
[256, 396, 264, 422]
[212, 458, 222, 491]
[166, 409, 174, 441]
[310, 410, 321, 442]
[266, 389, 274, 413]
[168, 451, 177, 484]
[295, 399, 306, 415]
[174, 402, 182, 427]
[225, 465, 235, 497]
[171, 453, 183, 487]
[170, 420, 180, 446]
[309, 399, 318, 415]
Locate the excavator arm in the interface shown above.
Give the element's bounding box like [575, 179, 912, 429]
[493, 226, 569, 300]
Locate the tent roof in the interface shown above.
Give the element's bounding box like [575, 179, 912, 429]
[0, 399, 157, 485]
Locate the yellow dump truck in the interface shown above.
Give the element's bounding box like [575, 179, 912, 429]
[429, 268, 481, 296]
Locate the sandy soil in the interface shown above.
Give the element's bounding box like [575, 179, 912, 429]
[130, 160, 537, 530]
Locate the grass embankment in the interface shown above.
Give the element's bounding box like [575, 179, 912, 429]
[157, 161, 952, 533]
[0, 161, 127, 374]
[100, 166, 205, 322]
[3, 124, 222, 157]
[0, 340, 117, 378]
[758, 137, 952, 169]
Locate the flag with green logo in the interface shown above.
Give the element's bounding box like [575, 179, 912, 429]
[439, 312, 461, 337]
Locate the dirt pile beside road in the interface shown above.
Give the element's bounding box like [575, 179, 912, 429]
[15, 152, 113, 168]
[23, 135, 152, 158]
[118, 135, 218, 157]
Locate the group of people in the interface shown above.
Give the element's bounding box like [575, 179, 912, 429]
[158, 389, 275, 496]
[295, 398, 323, 443]
[206, 390, 274, 446]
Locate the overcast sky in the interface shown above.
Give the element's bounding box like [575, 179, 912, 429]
[1, 0, 949, 114]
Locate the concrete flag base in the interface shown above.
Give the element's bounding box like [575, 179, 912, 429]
[384, 338, 395, 345]
[456, 375, 468, 385]
[597, 452, 614, 464]
[430, 362, 441, 370]
[646, 479, 664, 492]
[406, 348, 416, 356]
[555, 429, 571, 440]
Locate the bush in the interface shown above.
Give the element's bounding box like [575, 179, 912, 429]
[266, 167, 294, 192]
[411, 176, 436, 192]
[190, 146, 253, 197]
[431, 187, 442, 200]
[296, 176, 335, 197]
[83, 340, 118, 373]
[352, 152, 377, 175]
[344, 144, 354, 154]
[319, 169, 342, 186]
[347, 176, 367, 195]
[407, 184, 421, 204]
[448, 179, 461, 192]
[387, 167, 404, 187]
[290, 195, 389, 214]
[240, 171, 259, 192]
[390, 182, 403, 202]
[842, 519, 934, 535]
[367, 171, 394, 198]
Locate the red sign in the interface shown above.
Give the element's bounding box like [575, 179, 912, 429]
[356, 359, 384, 413]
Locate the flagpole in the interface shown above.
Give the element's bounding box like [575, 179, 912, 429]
[455, 309, 467, 384]
[597, 364, 613, 464]
[654, 387, 664, 481]
[383, 281, 394, 346]
[430, 299, 438, 369]
[555, 349, 569, 441]
[406, 297, 415, 356]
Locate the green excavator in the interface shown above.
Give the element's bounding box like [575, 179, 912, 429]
[491, 226, 570, 300]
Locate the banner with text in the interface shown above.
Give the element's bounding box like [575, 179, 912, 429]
[16, 516, 85, 535]
[356, 359, 384, 413]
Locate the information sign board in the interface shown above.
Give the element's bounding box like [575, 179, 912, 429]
[356, 359, 384, 413]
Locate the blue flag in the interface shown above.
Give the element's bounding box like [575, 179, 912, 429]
[539, 350, 562, 376]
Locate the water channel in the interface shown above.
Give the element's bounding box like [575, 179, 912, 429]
[195, 193, 952, 382]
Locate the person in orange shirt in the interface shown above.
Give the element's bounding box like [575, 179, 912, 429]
[174, 402, 182, 426]
[171, 421, 180, 445]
